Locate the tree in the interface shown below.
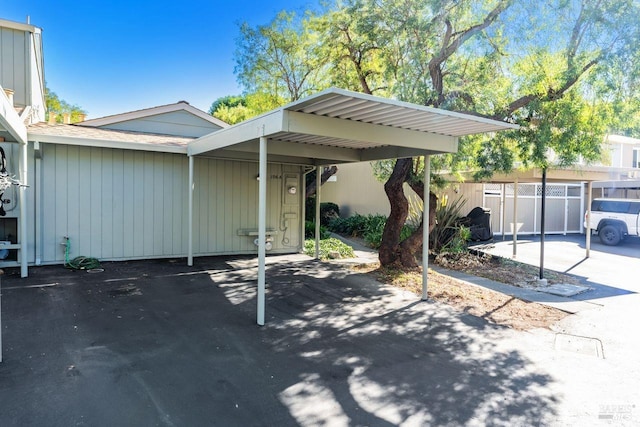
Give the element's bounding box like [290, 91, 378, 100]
[45, 86, 86, 123]
[232, 0, 640, 267]
[209, 93, 283, 125]
[235, 11, 330, 103]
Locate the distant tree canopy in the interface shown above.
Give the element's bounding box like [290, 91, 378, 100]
[45, 85, 86, 123]
[209, 92, 284, 125]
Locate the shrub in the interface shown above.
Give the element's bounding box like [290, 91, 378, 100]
[303, 238, 355, 260]
[305, 220, 331, 239]
[328, 213, 417, 248]
[328, 214, 368, 236]
[305, 197, 340, 226]
[429, 195, 470, 254]
[362, 214, 387, 248]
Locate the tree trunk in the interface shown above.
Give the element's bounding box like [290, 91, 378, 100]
[378, 158, 412, 266]
[397, 192, 437, 268]
[305, 165, 338, 198]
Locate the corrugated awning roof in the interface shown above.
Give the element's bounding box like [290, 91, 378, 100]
[188, 88, 518, 165]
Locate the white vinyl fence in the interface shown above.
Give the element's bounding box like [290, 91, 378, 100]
[483, 183, 584, 236]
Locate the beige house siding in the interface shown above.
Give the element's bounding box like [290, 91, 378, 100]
[38, 143, 302, 264]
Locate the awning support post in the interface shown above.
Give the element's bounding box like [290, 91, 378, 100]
[586, 181, 592, 258]
[315, 166, 321, 259]
[512, 178, 518, 258]
[187, 155, 194, 266]
[19, 141, 28, 278]
[257, 136, 267, 326]
[421, 155, 430, 300]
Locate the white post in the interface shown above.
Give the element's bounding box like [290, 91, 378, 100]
[34, 141, 42, 265]
[421, 155, 431, 300]
[187, 155, 194, 266]
[257, 137, 267, 326]
[19, 141, 28, 277]
[586, 181, 592, 258]
[315, 166, 321, 259]
[1, 269, 2, 362]
[501, 183, 506, 240]
[512, 179, 518, 258]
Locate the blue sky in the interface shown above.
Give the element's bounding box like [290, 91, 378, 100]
[3, 0, 317, 119]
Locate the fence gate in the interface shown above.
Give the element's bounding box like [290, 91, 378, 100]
[483, 183, 584, 236]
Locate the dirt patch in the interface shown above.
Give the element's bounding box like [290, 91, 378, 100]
[434, 251, 581, 289]
[353, 257, 569, 330]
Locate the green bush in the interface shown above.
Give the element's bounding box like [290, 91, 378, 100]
[328, 214, 368, 236]
[429, 196, 470, 254]
[305, 220, 331, 239]
[328, 213, 417, 249]
[362, 214, 387, 248]
[303, 238, 355, 260]
[305, 197, 340, 226]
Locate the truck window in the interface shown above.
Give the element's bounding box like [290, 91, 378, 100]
[598, 201, 630, 213]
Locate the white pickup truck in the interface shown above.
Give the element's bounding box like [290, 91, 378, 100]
[585, 198, 640, 246]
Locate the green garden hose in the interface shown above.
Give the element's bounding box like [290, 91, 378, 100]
[63, 237, 101, 270]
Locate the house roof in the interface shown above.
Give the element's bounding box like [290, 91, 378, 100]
[189, 88, 519, 165]
[78, 101, 229, 129]
[0, 18, 41, 34]
[27, 122, 193, 154]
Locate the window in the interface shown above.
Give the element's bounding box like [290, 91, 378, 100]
[633, 147, 640, 168]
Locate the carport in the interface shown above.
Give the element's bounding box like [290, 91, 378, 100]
[186, 88, 517, 325]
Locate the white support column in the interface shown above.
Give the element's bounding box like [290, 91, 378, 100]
[187, 155, 194, 266]
[512, 179, 518, 258]
[19, 141, 28, 278]
[257, 137, 268, 326]
[421, 155, 431, 301]
[315, 166, 321, 259]
[586, 181, 593, 258]
[501, 183, 506, 240]
[34, 141, 42, 265]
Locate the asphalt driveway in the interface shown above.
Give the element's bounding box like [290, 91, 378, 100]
[0, 255, 557, 426]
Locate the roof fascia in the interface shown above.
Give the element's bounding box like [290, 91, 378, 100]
[0, 19, 40, 34]
[188, 110, 285, 156]
[27, 133, 187, 154]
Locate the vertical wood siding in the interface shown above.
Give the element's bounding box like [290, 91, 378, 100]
[39, 144, 302, 263]
[0, 27, 28, 106]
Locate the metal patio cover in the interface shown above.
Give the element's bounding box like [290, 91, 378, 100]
[186, 88, 518, 325]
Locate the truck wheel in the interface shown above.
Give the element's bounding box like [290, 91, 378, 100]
[599, 225, 621, 246]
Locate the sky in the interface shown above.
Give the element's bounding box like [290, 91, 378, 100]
[2, 0, 317, 119]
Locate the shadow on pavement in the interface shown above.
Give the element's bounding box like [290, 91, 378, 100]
[1, 256, 558, 426]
